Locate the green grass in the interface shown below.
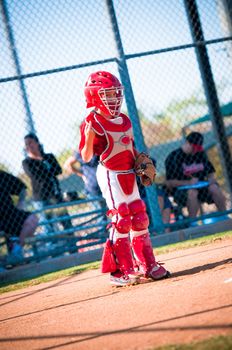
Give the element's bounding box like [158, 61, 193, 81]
[0, 230, 231, 294]
[0, 261, 100, 294]
[155, 230, 232, 254]
[153, 334, 232, 350]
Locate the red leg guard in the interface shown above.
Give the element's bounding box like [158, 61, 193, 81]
[129, 199, 155, 273]
[129, 199, 146, 215]
[109, 202, 132, 233]
[118, 202, 130, 216]
[129, 200, 169, 280]
[113, 237, 135, 275]
[129, 199, 149, 231]
[116, 216, 132, 233]
[106, 203, 134, 276]
[131, 233, 156, 272]
[131, 211, 149, 231]
[101, 239, 117, 273]
[132, 233, 169, 279]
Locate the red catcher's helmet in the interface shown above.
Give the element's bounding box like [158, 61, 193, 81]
[84, 71, 124, 116]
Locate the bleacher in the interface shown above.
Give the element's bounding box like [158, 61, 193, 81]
[0, 196, 109, 270]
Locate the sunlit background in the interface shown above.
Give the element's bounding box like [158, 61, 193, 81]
[0, 0, 231, 200]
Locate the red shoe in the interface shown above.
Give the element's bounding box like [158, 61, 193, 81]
[147, 263, 170, 280]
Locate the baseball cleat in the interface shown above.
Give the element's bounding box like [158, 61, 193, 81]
[110, 270, 140, 287]
[147, 264, 170, 280]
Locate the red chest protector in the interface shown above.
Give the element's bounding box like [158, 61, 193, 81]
[88, 112, 136, 171]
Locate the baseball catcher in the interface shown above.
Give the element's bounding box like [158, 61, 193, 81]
[79, 71, 170, 287]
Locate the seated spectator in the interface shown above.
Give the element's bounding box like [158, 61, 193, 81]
[22, 133, 73, 234]
[0, 170, 38, 263]
[64, 151, 107, 212]
[164, 132, 227, 222]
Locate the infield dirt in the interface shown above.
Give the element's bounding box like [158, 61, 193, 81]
[0, 238, 232, 350]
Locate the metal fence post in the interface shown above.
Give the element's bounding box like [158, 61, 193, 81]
[1, 0, 36, 134]
[184, 0, 232, 198]
[105, 0, 164, 233]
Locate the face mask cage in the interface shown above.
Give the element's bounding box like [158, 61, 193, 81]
[98, 87, 124, 116]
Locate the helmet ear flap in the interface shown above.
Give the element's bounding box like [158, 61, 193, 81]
[85, 87, 95, 108]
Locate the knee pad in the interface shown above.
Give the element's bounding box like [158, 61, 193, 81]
[131, 212, 149, 231]
[118, 202, 130, 217]
[115, 202, 132, 233]
[129, 199, 149, 231]
[129, 199, 146, 216]
[116, 216, 132, 233]
[107, 202, 130, 218]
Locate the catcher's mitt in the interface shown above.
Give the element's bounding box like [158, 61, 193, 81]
[134, 152, 156, 187]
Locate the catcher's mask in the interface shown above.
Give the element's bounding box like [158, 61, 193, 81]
[84, 71, 124, 116]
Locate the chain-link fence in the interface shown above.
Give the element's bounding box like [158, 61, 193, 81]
[0, 0, 232, 267]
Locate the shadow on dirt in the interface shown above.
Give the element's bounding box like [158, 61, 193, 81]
[0, 303, 231, 349]
[170, 257, 232, 278]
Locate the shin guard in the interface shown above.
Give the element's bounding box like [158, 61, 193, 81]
[131, 232, 169, 279]
[131, 233, 156, 273]
[113, 237, 135, 275]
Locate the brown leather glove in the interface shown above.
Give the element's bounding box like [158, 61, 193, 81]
[134, 152, 156, 186]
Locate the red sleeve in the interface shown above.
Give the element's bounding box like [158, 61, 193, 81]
[78, 120, 86, 153]
[78, 118, 106, 157]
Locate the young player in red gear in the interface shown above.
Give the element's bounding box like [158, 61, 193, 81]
[79, 71, 170, 286]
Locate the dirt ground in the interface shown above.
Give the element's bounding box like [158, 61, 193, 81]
[0, 238, 232, 350]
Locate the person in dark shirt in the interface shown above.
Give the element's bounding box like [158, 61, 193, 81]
[0, 171, 38, 261]
[165, 132, 226, 219]
[22, 133, 73, 233]
[23, 134, 63, 202]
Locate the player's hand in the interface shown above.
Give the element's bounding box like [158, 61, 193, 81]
[84, 121, 95, 140]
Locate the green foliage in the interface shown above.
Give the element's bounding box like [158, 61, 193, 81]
[157, 95, 206, 136]
[136, 108, 147, 122]
[166, 96, 206, 118]
[139, 93, 207, 147]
